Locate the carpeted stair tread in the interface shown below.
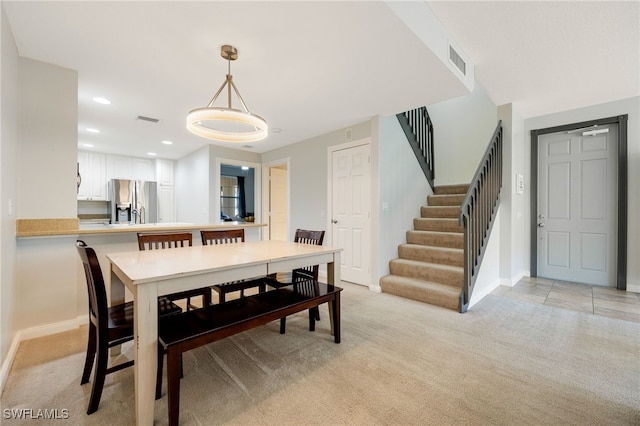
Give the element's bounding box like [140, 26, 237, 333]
[406, 230, 463, 249]
[398, 244, 463, 267]
[434, 184, 469, 195]
[420, 205, 459, 218]
[389, 258, 463, 287]
[414, 218, 463, 233]
[427, 194, 465, 206]
[380, 275, 460, 311]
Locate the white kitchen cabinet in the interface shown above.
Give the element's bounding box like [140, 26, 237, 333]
[106, 155, 132, 179]
[77, 151, 107, 200]
[156, 159, 174, 186]
[132, 158, 155, 181]
[157, 184, 176, 222]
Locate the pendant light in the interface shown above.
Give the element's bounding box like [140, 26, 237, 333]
[187, 45, 268, 143]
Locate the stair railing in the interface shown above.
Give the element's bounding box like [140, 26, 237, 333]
[396, 107, 435, 190]
[458, 121, 503, 313]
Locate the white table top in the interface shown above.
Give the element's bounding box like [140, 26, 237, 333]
[106, 240, 342, 284]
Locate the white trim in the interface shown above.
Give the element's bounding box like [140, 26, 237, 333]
[215, 158, 263, 235]
[0, 314, 88, 396]
[468, 278, 502, 309]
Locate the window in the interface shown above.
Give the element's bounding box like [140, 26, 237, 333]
[220, 176, 239, 219]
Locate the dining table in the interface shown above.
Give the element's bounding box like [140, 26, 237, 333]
[106, 240, 342, 425]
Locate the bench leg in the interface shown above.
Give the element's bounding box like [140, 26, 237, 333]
[331, 293, 341, 344]
[167, 348, 182, 426]
[279, 317, 286, 334]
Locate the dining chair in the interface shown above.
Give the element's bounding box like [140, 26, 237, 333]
[200, 229, 269, 302]
[76, 240, 182, 414]
[137, 232, 212, 310]
[268, 229, 325, 334]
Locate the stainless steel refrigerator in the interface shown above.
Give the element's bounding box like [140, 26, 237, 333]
[109, 179, 158, 224]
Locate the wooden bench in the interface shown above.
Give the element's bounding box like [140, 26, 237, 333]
[158, 280, 342, 426]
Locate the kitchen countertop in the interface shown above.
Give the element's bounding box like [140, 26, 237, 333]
[16, 218, 266, 238]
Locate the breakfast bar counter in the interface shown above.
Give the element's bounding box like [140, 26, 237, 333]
[16, 218, 266, 238]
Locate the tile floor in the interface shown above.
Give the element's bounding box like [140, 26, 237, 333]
[492, 276, 640, 323]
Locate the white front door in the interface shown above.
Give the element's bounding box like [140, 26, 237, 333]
[269, 166, 288, 241]
[331, 143, 371, 285]
[537, 125, 618, 286]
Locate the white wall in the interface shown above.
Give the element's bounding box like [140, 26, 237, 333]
[498, 104, 527, 286]
[0, 2, 19, 376]
[175, 146, 211, 224]
[428, 83, 499, 186]
[17, 58, 77, 219]
[377, 115, 432, 280]
[524, 96, 640, 292]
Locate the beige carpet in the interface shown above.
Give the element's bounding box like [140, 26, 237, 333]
[2, 282, 639, 425]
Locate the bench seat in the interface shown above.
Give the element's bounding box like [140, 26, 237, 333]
[158, 280, 342, 425]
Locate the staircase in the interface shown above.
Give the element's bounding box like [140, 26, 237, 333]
[380, 184, 468, 311]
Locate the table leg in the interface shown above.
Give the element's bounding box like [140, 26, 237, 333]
[109, 267, 126, 356]
[326, 253, 341, 336]
[133, 283, 159, 426]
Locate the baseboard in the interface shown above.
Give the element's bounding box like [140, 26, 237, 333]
[0, 335, 21, 397]
[469, 278, 502, 309]
[500, 270, 529, 288]
[369, 284, 382, 293]
[0, 315, 88, 397]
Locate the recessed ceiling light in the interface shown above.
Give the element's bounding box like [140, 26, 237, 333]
[147, 152, 157, 156]
[93, 97, 111, 105]
[161, 140, 173, 145]
[82, 143, 94, 148]
[86, 128, 100, 133]
[272, 128, 282, 133]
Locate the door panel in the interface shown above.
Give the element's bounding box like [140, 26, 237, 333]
[331, 143, 370, 285]
[537, 125, 617, 286]
[269, 167, 288, 241]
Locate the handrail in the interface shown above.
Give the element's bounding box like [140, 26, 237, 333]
[458, 121, 503, 313]
[396, 107, 435, 190]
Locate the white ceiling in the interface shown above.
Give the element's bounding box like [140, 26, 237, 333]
[427, 0, 639, 118]
[5, 1, 639, 160]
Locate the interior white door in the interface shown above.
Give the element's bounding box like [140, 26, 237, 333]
[332, 143, 370, 285]
[537, 125, 617, 286]
[269, 167, 288, 241]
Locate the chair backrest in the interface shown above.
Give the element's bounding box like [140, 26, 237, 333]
[76, 240, 108, 329]
[293, 229, 325, 280]
[294, 229, 325, 246]
[137, 232, 193, 251]
[201, 229, 245, 245]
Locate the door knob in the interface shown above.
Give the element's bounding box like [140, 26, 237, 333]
[331, 219, 338, 224]
[538, 223, 545, 228]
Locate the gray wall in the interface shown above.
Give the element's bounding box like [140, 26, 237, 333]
[262, 121, 371, 239]
[428, 83, 499, 186]
[377, 115, 431, 279]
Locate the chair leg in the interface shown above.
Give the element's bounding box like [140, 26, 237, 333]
[87, 333, 108, 414]
[81, 323, 97, 385]
[156, 347, 164, 400]
[167, 349, 182, 426]
[279, 317, 286, 334]
[202, 290, 212, 307]
[313, 306, 320, 321]
[308, 310, 315, 331]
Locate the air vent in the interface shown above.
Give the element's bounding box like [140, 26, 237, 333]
[449, 45, 466, 76]
[137, 115, 160, 123]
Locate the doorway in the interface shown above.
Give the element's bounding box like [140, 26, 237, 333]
[530, 115, 628, 290]
[328, 140, 371, 285]
[268, 164, 288, 241]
